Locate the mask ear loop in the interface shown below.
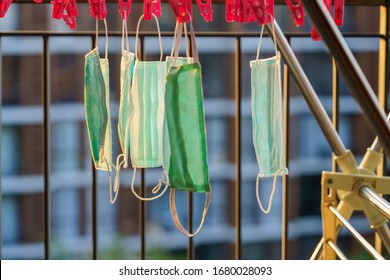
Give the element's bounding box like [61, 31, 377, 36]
[170, 189, 211, 237]
[134, 14, 163, 61]
[256, 21, 278, 62]
[256, 169, 284, 214]
[130, 167, 169, 201]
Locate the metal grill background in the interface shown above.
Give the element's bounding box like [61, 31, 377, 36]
[0, 0, 389, 260]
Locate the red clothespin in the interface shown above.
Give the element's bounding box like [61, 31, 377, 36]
[62, 0, 78, 29]
[118, 0, 132, 21]
[285, 0, 304, 27]
[168, 0, 192, 23]
[52, 0, 69, 20]
[248, 0, 274, 25]
[88, 0, 107, 20]
[144, 0, 161, 20]
[195, 0, 212, 22]
[333, 0, 344, 26]
[0, 0, 13, 18]
[311, 0, 331, 41]
[242, 0, 256, 23]
[225, 0, 235, 22]
[34, 0, 43, 3]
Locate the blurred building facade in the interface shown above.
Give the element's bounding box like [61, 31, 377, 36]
[0, 2, 388, 259]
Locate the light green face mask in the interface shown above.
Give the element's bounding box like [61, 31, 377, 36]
[129, 14, 166, 169]
[84, 19, 112, 171]
[118, 21, 135, 168]
[250, 24, 288, 214]
[128, 14, 169, 202]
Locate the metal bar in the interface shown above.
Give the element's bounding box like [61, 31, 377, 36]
[359, 186, 390, 220]
[267, 21, 347, 157]
[234, 37, 242, 260]
[42, 35, 51, 260]
[301, 0, 390, 158]
[187, 192, 194, 260]
[332, 59, 340, 172]
[329, 206, 385, 260]
[139, 168, 145, 259]
[328, 240, 348, 260]
[139, 36, 146, 260]
[375, 225, 390, 254]
[90, 35, 98, 260]
[281, 54, 290, 260]
[0, 36, 3, 259]
[0, 30, 384, 39]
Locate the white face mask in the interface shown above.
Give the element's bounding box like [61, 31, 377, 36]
[250, 23, 288, 214]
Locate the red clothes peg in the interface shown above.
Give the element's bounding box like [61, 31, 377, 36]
[226, 0, 257, 23]
[62, 0, 78, 29]
[248, 0, 274, 25]
[311, 0, 331, 41]
[52, 0, 68, 20]
[168, 0, 192, 23]
[118, 0, 132, 21]
[333, 0, 344, 26]
[0, 0, 12, 18]
[195, 0, 212, 22]
[52, 0, 78, 29]
[88, 0, 107, 20]
[285, 0, 304, 27]
[144, 0, 161, 20]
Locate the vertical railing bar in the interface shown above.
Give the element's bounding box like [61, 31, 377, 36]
[139, 36, 146, 260]
[187, 192, 194, 260]
[234, 36, 242, 260]
[42, 35, 51, 260]
[281, 36, 290, 260]
[332, 59, 340, 173]
[90, 35, 98, 260]
[374, 1, 390, 254]
[0, 36, 3, 259]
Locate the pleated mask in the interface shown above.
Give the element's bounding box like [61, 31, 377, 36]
[128, 14, 168, 201]
[250, 23, 288, 214]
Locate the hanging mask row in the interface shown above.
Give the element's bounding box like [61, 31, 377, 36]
[84, 15, 212, 237]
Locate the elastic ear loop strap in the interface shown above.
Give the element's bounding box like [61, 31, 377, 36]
[130, 167, 169, 201]
[135, 14, 163, 61]
[256, 168, 284, 214]
[170, 189, 211, 237]
[170, 22, 190, 61]
[256, 21, 277, 61]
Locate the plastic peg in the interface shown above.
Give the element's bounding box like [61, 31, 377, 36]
[144, 0, 161, 20]
[118, 0, 132, 21]
[0, 0, 12, 18]
[333, 0, 344, 26]
[168, 0, 192, 23]
[285, 0, 304, 27]
[195, 0, 213, 22]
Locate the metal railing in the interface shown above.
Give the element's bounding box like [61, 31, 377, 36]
[0, 0, 389, 260]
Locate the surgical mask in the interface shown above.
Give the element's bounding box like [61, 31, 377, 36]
[250, 23, 288, 214]
[128, 14, 168, 201]
[118, 19, 135, 169]
[165, 21, 211, 237]
[84, 19, 112, 172]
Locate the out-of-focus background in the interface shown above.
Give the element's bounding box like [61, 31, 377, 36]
[0, 1, 389, 260]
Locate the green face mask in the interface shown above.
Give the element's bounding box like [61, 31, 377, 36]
[84, 19, 112, 171]
[165, 22, 211, 237]
[118, 20, 135, 169]
[129, 14, 169, 202]
[250, 24, 288, 214]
